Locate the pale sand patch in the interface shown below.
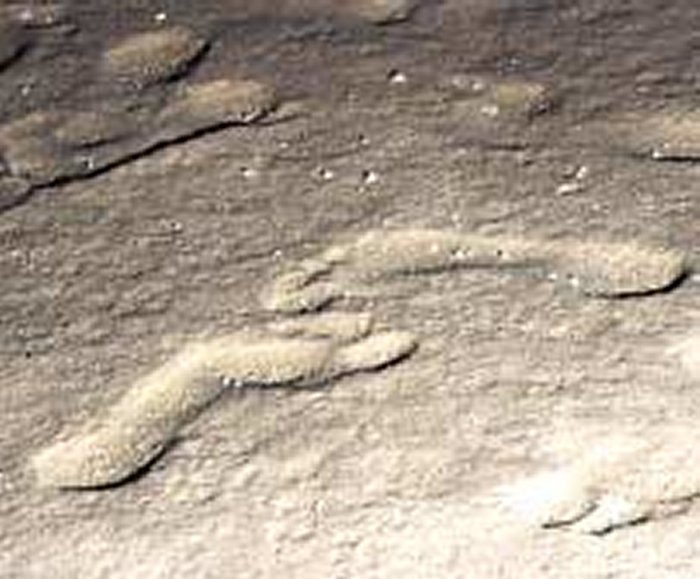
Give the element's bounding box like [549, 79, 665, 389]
[267, 311, 375, 342]
[157, 78, 277, 128]
[263, 228, 688, 313]
[547, 238, 687, 297]
[340, 0, 419, 24]
[31, 327, 417, 489]
[499, 425, 700, 534]
[101, 26, 208, 87]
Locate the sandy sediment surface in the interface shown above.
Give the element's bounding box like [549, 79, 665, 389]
[1, 1, 700, 577]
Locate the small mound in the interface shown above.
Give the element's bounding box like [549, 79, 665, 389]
[331, 330, 418, 375]
[54, 109, 135, 148]
[343, 0, 419, 24]
[1, 3, 69, 28]
[0, 108, 139, 184]
[444, 76, 556, 123]
[0, 110, 61, 143]
[157, 78, 277, 128]
[328, 229, 544, 277]
[487, 80, 554, 118]
[551, 239, 687, 297]
[641, 110, 700, 160]
[262, 280, 340, 314]
[0, 110, 69, 183]
[261, 257, 340, 314]
[101, 26, 208, 87]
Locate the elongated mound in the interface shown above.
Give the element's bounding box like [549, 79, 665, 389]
[344, 0, 418, 24]
[640, 110, 700, 160]
[261, 257, 340, 313]
[550, 240, 687, 297]
[31, 328, 418, 489]
[344, 229, 544, 276]
[53, 109, 134, 147]
[263, 228, 688, 314]
[158, 79, 277, 126]
[267, 311, 374, 342]
[32, 347, 223, 489]
[330, 330, 418, 374]
[102, 26, 208, 86]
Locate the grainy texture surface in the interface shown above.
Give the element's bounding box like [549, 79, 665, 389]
[1, 0, 700, 577]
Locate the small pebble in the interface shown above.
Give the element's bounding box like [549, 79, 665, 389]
[315, 167, 334, 181]
[347, 0, 418, 24]
[388, 69, 408, 84]
[362, 170, 379, 185]
[555, 182, 583, 196]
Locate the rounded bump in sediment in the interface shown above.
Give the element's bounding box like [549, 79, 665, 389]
[267, 311, 375, 342]
[158, 78, 277, 126]
[550, 240, 688, 297]
[101, 26, 209, 87]
[331, 330, 419, 375]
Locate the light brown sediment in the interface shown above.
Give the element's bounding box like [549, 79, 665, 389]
[101, 26, 208, 87]
[157, 79, 277, 127]
[263, 228, 688, 313]
[267, 311, 375, 342]
[31, 328, 417, 489]
[546, 238, 687, 297]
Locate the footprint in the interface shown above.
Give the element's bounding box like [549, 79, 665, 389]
[31, 320, 417, 489]
[446, 76, 555, 122]
[496, 331, 700, 535]
[500, 428, 700, 534]
[262, 228, 688, 313]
